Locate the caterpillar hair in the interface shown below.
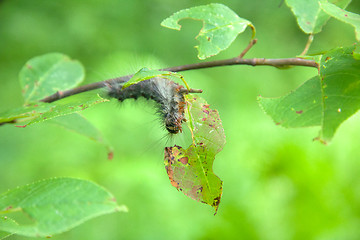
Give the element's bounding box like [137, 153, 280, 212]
[105, 78, 187, 134]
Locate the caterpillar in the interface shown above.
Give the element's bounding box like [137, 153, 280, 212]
[105, 78, 187, 134]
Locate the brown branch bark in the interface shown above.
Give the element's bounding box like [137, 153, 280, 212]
[40, 57, 319, 103]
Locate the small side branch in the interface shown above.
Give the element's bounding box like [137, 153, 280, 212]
[179, 88, 203, 94]
[239, 39, 257, 58]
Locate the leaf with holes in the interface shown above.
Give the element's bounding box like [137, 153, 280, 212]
[161, 3, 255, 60]
[19, 53, 85, 104]
[259, 45, 360, 143]
[164, 95, 225, 214]
[320, 1, 360, 41]
[285, 0, 351, 34]
[0, 178, 127, 237]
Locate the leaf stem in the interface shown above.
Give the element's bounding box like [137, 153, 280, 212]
[184, 97, 196, 145]
[179, 76, 191, 91]
[300, 34, 314, 56]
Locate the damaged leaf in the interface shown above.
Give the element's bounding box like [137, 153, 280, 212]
[161, 3, 255, 59]
[259, 45, 360, 143]
[164, 95, 225, 214]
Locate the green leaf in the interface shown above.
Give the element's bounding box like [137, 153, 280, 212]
[0, 217, 17, 239]
[19, 53, 85, 104]
[259, 45, 360, 143]
[318, 45, 360, 140]
[27, 93, 109, 126]
[285, 0, 351, 34]
[259, 76, 322, 128]
[164, 95, 225, 214]
[0, 93, 108, 127]
[353, 44, 360, 60]
[0, 178, 127, 237]
[0, 103, 51, 125]
[161, 3, 255, 60]
[48, 114, 114, 160]
[122, 67, 184, 90]
[320, 1, 360, 41]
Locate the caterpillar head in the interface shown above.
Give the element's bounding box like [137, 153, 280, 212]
[165, 114, 182, 134]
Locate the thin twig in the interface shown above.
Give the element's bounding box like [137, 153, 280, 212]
[160, 57, 318, 72]
[38, 57, 317, 104]
[239, 39, 257, 58]
[179, 88, 203, 94]
[38, 57, 318, 103]
[300, 34, 314, 56]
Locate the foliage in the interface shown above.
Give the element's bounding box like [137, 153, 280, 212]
[19, 53, 85, 104]
[0, 178, 126, 237]
[0, 1, 359, 239]
[122, 67, 187, 90]
[285, 0, 351, 34]
[161, 3, 255, 59]
[165, 95, 225, 214]
[320, 0, 360, 40]
[259, 44, 360, 143]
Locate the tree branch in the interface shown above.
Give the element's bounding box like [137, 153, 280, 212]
[238, 39, 257, 58]
[160, 57, 318, 73]
[0, 56, 318, 126]
[37, 56, 318, 103]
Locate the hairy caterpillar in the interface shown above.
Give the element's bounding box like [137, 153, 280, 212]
[105, 78, 187, 134]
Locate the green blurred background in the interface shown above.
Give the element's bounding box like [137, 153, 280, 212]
[1, 0, 360, 239]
